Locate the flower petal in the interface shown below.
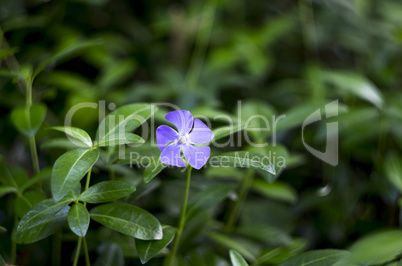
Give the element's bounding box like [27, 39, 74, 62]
[160, 143, 186, 167]
[156, 125, 179, 151]
[165, 110, 194, 136]
[182, 144, 210, 169]
[188, 119, 214, 144]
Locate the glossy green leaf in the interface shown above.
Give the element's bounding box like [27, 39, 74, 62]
[279, 249, 350, 266]
[251, 180, 297, 203]
[51, 148, 99, 201]
[136, 225, 176, 264]
[208, 151, 276, 175]
[10, 103, 47, 138]
[230, 249, 249, 266]
[78, 181, 136, 203]
[0, 186, 17, 198]
[0, 226, 6, 233]
[13, 206, 69, 244]
[16, 198, 71, 233]
[90, 203, 163, 240]
[68, 203, 90, 237]
[97, 133, 144, 147]
[50, 126, 92, 148]
[33, 39, 103, 79]
[95, 103, 154, 146]
[143, 158, 166, 183]
[345, 230, 402, 265]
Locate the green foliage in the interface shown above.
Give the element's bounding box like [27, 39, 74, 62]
[78, 181, 136, 203]
[1, 0, 402, 265]
[68, 203, 90, 237]
[135, 225, 176, 264]
[90, 203, 163, 240]
[51, 148, 100, 201]
[10, 104, 47, 138]
[279, 249, 350, 266]
[230, 249, 249, 266]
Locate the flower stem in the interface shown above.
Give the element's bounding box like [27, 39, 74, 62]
[166, 166, 192, 266]
[73, 167, 92, 265]
[224, 169, 255, 234]
[72, 237, 82, 266]
[83, 237, 90, 266]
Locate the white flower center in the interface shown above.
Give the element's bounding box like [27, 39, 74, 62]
[179, 136, 187, 144]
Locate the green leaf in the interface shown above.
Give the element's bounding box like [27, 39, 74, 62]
[209, 151, 276, 175]
[135, 225, 176, 264]
[0, 226, 6, 233]
[0, 186, 17, 197]
[251, 180, 297, 203]
[13, 206, 69, 244]
[97, 133, 144, 147]
[230, 249, 249, 266]
[321, 70, 384, 108]
[345, 230, 402, 265]
[51, 148, 99, 201]
[143, 158, 166, 183]
[16, 198, 71, 233]
[95, 103, 155, 146]
[279, 249, 350, 266]
[10, 103, 47, 138]
[33, 39, 103, 79]
[78, 181, 136, 203]
[90, 202, 163, 240]
[50, 126, 93, 148]
[68, 203, 90, 237]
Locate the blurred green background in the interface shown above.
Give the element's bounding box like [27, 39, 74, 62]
[1, 0, 402, 265]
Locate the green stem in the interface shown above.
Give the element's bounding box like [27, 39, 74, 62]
[166, 166, 192, 266]
[29, 136, 40, 175]
[84, 167, 92, 201]
[72, 237, 82, 266]
[224, 169, 255, 234]
[83, 237, 90, 266]
[73, 167, 93, 265]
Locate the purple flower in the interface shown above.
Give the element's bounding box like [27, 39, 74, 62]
[156, 110, 214, 169]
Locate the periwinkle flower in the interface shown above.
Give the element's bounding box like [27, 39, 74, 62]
[156, 110, 214, 169]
